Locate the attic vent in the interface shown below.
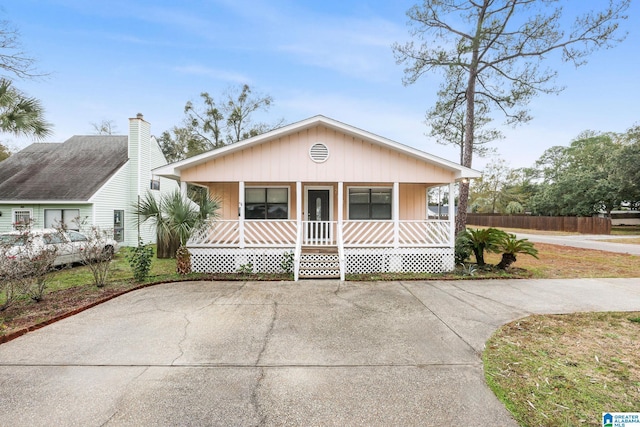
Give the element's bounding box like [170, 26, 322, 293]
[309, 143, 329, 163]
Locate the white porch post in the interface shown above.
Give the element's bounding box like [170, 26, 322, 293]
[393, 182, 400, 248]
[388, 182, 401, 273]
[295, 181, 302, 281]
[337, 182, 343, 230]
[449, 182, 456, 245]
[180, 181, 188, 197]
[296, 181, 304, 244]
[239, 181, 245, 249]
[337, 182, 345, 280]
[296, 181, 302, 230]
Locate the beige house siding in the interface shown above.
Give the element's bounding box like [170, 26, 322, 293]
[208, 181, 428, 222]
[399, 183, 427, 220]
[181, 125, 454, 184]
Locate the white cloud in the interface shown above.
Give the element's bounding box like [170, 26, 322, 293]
[173, 65, 252, 84]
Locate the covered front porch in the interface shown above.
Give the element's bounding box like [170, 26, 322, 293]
[186, 181, 457, 280]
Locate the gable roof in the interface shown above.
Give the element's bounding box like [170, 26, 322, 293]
[0, 135, 128, 202]
[153, 115, 481, 181]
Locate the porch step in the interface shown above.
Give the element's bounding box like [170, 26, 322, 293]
[301, 246, 338, 254]
[299, 247, 340, 279]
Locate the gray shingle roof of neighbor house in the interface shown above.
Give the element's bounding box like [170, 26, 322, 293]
[0, 135, 129, 201]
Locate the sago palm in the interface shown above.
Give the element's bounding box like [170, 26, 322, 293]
[496, 233, 539, 270]
[460, 227, 507, 266]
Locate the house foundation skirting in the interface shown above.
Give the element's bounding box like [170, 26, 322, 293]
[188, 246, 454, 276]
[344, 247, 454, 274]
[189, 247, 295, 274]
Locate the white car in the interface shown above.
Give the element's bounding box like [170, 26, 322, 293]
[0, 228, 119, 269]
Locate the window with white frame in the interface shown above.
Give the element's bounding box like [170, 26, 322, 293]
[12, 209, 32, 229]
[113, 210, 124, 242]
[44, 209, 80, 230]
[245, 188, 289, 219]
[348, 188, 392, 220]
[150, 175, 160, 190]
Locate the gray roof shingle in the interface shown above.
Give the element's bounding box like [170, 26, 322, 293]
[0, 135, 128, 201]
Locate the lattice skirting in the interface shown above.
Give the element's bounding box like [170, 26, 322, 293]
[188, 247, 294, 274]
[344, 247, 454, 274]
[188, 246, 453, 275]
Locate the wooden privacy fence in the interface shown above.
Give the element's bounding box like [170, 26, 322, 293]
[466, 214, 611, 235]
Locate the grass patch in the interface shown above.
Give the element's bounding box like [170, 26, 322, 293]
[483, 243, 640, 279]
[611, 225, 640, 235]
[599, 237, 640, 245]
[484, 311, 640, 427]
[347, 264, 532, 281]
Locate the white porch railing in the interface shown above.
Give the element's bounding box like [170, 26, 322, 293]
[342, 221, 394, 246]
[188, 220, 297, 247]
[188, 220, 239, 246]
[302, 220, 336, 246]
[189, 219, 451, 248]
[398, 220, 450, 246]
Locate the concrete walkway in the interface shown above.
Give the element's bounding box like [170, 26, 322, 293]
[0, 278, 639, 426]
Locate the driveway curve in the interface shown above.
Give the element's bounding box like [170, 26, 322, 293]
[0, 278, 639, 426]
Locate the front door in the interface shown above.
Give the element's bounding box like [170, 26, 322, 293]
[307, 189, 331, 243]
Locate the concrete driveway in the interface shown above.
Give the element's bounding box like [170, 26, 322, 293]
[1, 278, 639, 426]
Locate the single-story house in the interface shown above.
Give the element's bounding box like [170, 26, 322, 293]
[0, 114, 178, 246]
[153, 115, 480, 280]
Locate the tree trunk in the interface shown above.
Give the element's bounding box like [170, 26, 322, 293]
[156, 234, 180, 259]
[473, 246, 485, 266]
[176, 245, 192, 275]
[456, 5, 486, 234]
[456, 181, 470, 234]
[497, 253, 517, 270]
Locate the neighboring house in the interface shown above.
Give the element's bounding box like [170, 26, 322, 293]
[0, 114, 178, 246]
[154, 115, 481, 280]
[427, 205, 457, 219]
[598, 210, 640, 226]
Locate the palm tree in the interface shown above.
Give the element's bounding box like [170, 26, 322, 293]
[0, 78, 52, 139]
[134, 189, 220, 259]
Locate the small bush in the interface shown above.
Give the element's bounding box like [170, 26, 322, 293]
[280, 251, 294, 274]
[126, 241, 154, 283]
[454, 232, 472, 265]
[237, 262, 254, 274]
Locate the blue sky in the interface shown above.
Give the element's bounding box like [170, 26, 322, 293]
[4, 0, 639, 170]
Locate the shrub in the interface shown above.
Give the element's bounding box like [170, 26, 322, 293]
[126, 241, 154, 282]
[280, 251, 294, 274]
[74, 224, 116, 288]
[237, 262, 253, 274]
[454, 232, 472, 265]
[0, 227, 58, 307]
